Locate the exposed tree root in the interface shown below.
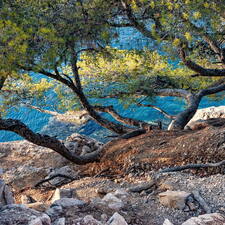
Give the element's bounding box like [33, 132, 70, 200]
[192, 190, 212, 213]
[160, 160, 225, 173]
[34, 174, 76, 188]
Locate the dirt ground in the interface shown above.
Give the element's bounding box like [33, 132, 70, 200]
[81, 118, 225, 177]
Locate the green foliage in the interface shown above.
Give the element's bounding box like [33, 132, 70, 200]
[78, 47, 219, 99]
[0, 0, 223, 114]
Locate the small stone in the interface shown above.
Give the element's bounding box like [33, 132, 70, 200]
[51, 188, 77, 203]
[51, 198, 86, 208]
[21, 195, 36, 204]
[26, 202, 49, 212]
[158, 191, 191, 210]
[107, 212, 128, 225]
[163, 219, 174, 225]
[52, 217, 66, 225]
[81, 146, 92, 155]
[83, 215, 103, 225]
[113, 189, 129, 199]
[159, 181, 175, 191]
[182, 213, 225, 225]
[101, 214, 108, 223]
[102, 193, 124, 211]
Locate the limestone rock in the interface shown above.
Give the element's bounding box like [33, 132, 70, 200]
[0, 204, 51, 225]
[51, 188, 77, 203]
[26, 202, 49, 212]
[102, 193, 124, 211]
[4, 165, 48, 192]
[45, 166, 77, 187]
[182, 213, 225, 225]
[74, 215, 103, 225]
[0, 179, 14, 207]
[46, 205, 63, 221]
[52, 198, 86, 208]
[52, 217, 66, 225]
[186, 106, 225, 130]
[107, 212, 128, 225]
[158, 191, 191, 210]
[113, 189, 129, 200]
[65, 133, 103, 156]
[163, 219, 174, 225]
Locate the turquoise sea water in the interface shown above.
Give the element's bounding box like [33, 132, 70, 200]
[0, 27, 225, 142]
[1, 95, 224, 143]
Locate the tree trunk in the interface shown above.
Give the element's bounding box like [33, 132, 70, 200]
[168, 94, 200, 130]
[75, 90, 132, 134]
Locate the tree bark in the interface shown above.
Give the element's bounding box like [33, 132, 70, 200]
[0, 118, 101, 164]
[168, 94, 200, 130]
[74, 90, 131, 134]
[167, 83, 225, 130]
[94, 105, 159, 130]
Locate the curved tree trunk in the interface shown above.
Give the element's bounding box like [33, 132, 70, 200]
[168, 83, 225, 130]
[168, 94, 200, 130]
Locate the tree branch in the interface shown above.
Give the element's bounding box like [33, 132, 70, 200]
[94, 105, 159, 130]
[160, 160, 225, 173]
[0, 118, 102, 164]
[137, 103, 176, 119]
[23, 104, 60, 116]
[179, 48, 225, 77]
[154, 88, 191, 99]
[198, 82, 225, 98]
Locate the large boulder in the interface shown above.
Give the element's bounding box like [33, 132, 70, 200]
[186, 106, 225, 130]
[158, 191, 191, 210]
[0, 204, 51, 225]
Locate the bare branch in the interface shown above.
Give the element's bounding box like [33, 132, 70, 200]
[94, 105, 160, 130]
[155, 88, 191, 99]
[198, 82, 225, 98]
[137, 103, 176, 119]
[23, 104, 60, 116]
[179, 48, 225, 77]
[160, 159, 225, 173]
[0, 118, 102, 164]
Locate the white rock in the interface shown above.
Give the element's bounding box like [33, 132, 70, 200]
[102, 193, 124, 211]
[114, 189, 129, 200]
[158, 191, 191, 210]
[52, 217, 66, 225]
[107, 212, 128, 225]
[83, 215, 103, 225]
[186, 106, 225, 129]
[163, 219, 174, 225]
[51, 188, 76, 203]
[182, 213, 225, 225]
